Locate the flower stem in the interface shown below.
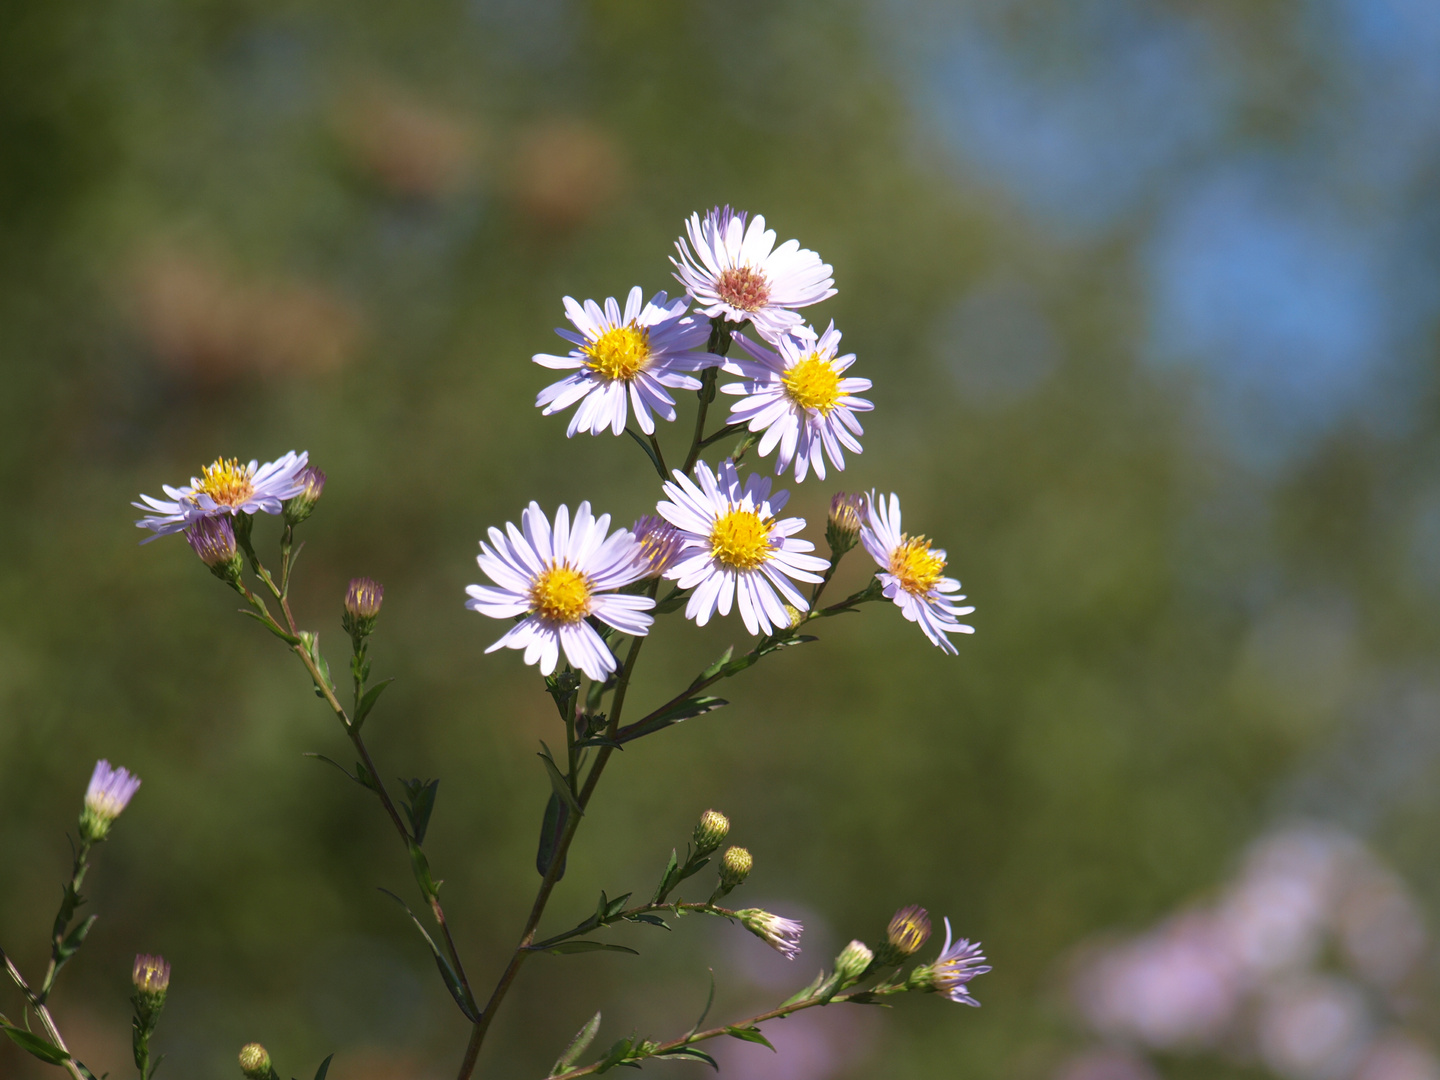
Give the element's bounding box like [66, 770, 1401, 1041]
[2, 947, 91, 1080]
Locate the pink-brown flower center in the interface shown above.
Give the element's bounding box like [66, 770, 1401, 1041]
[716, 265, 771, 312]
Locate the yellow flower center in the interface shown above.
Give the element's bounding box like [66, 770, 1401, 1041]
[781, 352, 842, 414]
[529, 563, 593, 623]
[890, 535, 946, 595]
[583, 323, 651, 382]
[193, 457, 256, 507]
[711, 508, 775, 571]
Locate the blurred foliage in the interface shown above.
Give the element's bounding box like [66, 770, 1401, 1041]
[3, 0, 1440, 1078]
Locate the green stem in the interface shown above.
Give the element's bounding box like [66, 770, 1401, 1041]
[36, 838, 92, 1004]
[529, 901, 742, 951]
[2, 948, 90, 1080]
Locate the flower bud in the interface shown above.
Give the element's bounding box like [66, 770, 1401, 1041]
[736, 908, 803, 959]
[342, 577, 384, 639]
[132, 953, 170, 997]
[826, 492, 865, 555]
[875, 904, 932, 966]
[719, 845, 752, 888]
[79, 760, 141, 843]
[834, 939, 874, 986]
[692, 809, 730, 856]
[238, 1043, 273, 1079]
[283, 466, 326, 526]
[184, 516, 243, 585]
[633, 515, 684, 578]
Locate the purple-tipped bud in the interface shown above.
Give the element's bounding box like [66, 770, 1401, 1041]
[80, 760, 141, 842]
[826, 492, 865, 555]
[633, 515, 684, 578]
[880, 904, 932, 964]
[342, 577, 384, 639]
[737, 908, 803, 960]
[133, 954, 170, 996]
[283, 466, 326, 525]
[185, 516, 243, 583]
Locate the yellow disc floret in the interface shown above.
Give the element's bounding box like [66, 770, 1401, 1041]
[890, 535, 946, 596]
[529, 563, 593, 623]
[781, 352, 842, 414]
[583, 323, 651, 382]
[711, 508, 775, 571]
[193, 457, 256, 507]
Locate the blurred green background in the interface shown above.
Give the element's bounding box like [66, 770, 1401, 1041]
[5, 0, 1440, 1078]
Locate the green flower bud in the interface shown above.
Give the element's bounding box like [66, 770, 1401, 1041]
[826, 492, 865, 555]
[283, 466, 326, 526]
[238, 1043, 272, 1080]
[341, 577, 384, 640]
[692, 809, 730, 856]
[875, 904, 932, 966]
[719, 845, 753, 888]
[833, 939, 874, 986]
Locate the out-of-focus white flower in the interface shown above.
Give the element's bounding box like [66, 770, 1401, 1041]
[1052, 1048, 1162, 1080]
[134, 452, 310, 540]
[722, 322, 872, 482]
[534, 287, 715, 437]
[1257, 976, 1372, 1080]
[860, 492, 975, 653]
[672, 207, 835, 341]
[1355, 1034, 1440, 1080]
[465, 501, 654, 681]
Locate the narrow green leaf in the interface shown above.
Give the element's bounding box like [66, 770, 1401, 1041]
[401, 777, 439, 845]
[537, 743, 583, 817]
[687, 969, 715, 1038]
[534, 940, 639, 956]
[238, 609, 301, 643]
[549, 1011, 602, 1077]
[779, 970, 828, 1008]
[377, 889, 479, 1022]
[354, 677, 395, 729]
[603, 892, 632, 920]
[625, 427, 667, 480]
[695, 646, 734, 685]
[595, 1035, 637, 1074]
[56, 913, 97, 961]
[652, 1047, 718, 1069]
[2, 1024, 71, 1065]
[617, 697, 728, 745]
[651, 848, 681, 904]
[536, 792, 569, 881]
[624, 913, 670, 929]
[726, 1026, 776, 1051]
[304, 752, 365, 788]
[312, 1053, 335, 1080]
[409, 842, 441, 899]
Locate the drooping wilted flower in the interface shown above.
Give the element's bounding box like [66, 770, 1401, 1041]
[80, 760, 141, 842]
[465, 502, 655, 681]
[671, 207, 836, 340]
[133, 451, 310, 540]
[860, 492, 975, 654]
[826, 491, 865, 555]
[184, 515, 242, 583]
[534, 288, 716, 437]
[737, 908, 804, 960]
[722, 322, 872, 483]
[283, 465, 327, 525]
[632, 514, 685, 579]
[693, 809, 731, 856]
[909, 918, 991, 1006]
[343, 577, 385, 640]
[656, 460, 829, 636]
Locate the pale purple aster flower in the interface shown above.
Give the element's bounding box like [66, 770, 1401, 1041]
[738, 909, 804, 960]
[656, 460, 829, 636]
[930, 918, 991, 1006]
[80, 760, 141, 841]
[133, 451, 310, 540]
[632, 514, 685, 579]
[723, 323, 872, 482]
[672, 207, 836, 341]
[534, 287, 716, 437]
[860, 492, 975, 654]
[465, 502, 655, 681]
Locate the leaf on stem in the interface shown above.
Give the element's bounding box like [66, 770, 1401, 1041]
[549, 1012, 602, 1077]
[536, 792, 570, 880]
[623, 912, 670, 929]
[653, 586, 691, 615]
[1, 1023, 71, 1066]
[537, 743, 583, 817]
[595, 1035, 639, 1074]
[55, 914, 96, 963]
[625, 428, 667, 480]
[532, 940, 639, 956]
[651, 1047, 718, 1069]
[238, 608, 300, 644]
[686, 969, 716, 1039]
[400, 778, 439, 845]
[725, 1026, 776, 1051]
[303, 753, 371, 790]
[779, 970, 828, 1008]
[617, 696, 728, 745]
[312, 1053, 335, 1080]
[376, 889, 480, 1022]
[354, 677, 394, 729]
[408, 842, 442, 900]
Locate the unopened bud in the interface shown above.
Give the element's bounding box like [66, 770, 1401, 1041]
[719, 845, 752, 888]
[692, 810, 730, 856]
[342, 577, 384, 639]
[238, 1043, 272, 1079]
[826, 492, 865, 555]
[633, 515, 685, 578]
[876, 904, 932, 965]
[283, 466, 326, 526]
[834, 939, 874, 986]
[185, 516, 243, 584]
[133, 953, 170, 997]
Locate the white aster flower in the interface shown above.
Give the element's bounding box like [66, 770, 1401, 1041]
[860, 492, 975, 654]
[465, 501, 655, 681]
[656, 460, 829, 636]
[927, 918, 991, 1006]
[133, 451, 310, 541]
[672, 206, 836, 341]
[723, 322, 873, 482]
[534, 287, 716, 437]
[737, 908, 804, 960]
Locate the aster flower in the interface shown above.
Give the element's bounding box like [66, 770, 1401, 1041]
[133, 451, 311, 540]
[672, 206, 836, 340]
[737, 908, 804, 960]
[723, 323, 872, 482]
[184, 515, 241, 582]
[912, 918, 991, 1006]
[80, 760, 141, 841]
[465, 502, 654, 681]
[534, 287, 716, 437]
[860, 492, 975, 655]
[656, 460, 829, 636]
[632, 514, 685, 579]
